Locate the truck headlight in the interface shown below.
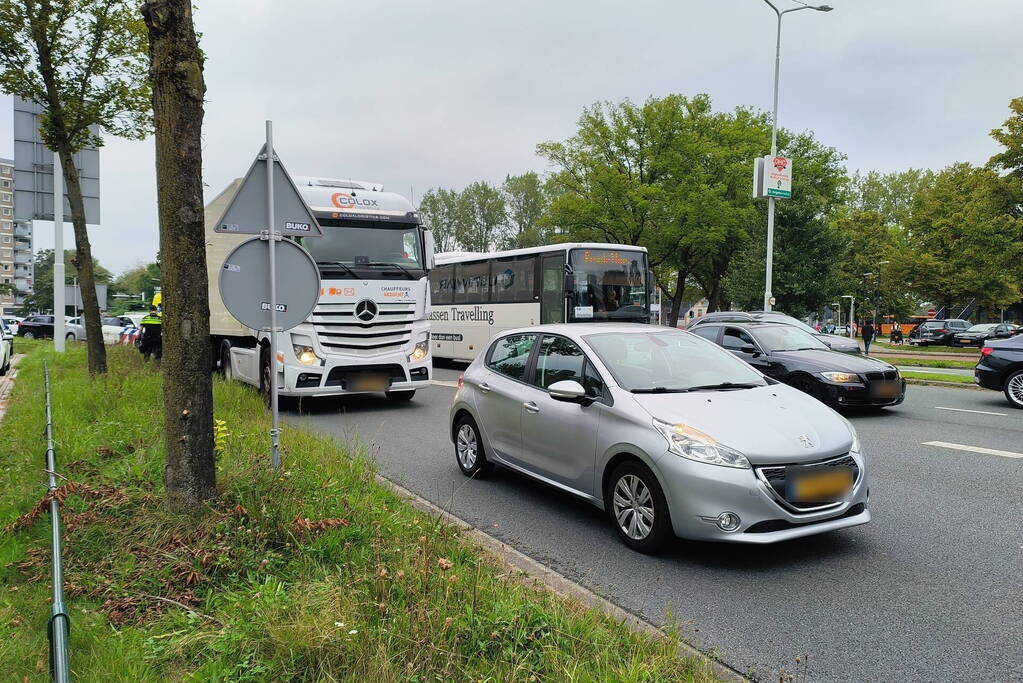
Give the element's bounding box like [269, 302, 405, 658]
[653, 419, 751, 469]
[408, 340, 429, 363]
[293, 345, 320, 366]
[821, 371, 860, 383]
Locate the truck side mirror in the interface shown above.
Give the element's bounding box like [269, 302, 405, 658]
[423, 229, 435, 269]
[564, 273, 575, 294]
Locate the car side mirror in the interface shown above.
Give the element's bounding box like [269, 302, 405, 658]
[740, 344, 760, 357]
[548, 379, 592, 405]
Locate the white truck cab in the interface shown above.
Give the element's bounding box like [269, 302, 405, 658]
[205, 176, 434, 404]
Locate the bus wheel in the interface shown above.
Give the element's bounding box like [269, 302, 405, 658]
[385, 390, 415, 402]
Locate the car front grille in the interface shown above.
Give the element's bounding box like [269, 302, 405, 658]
[756, 454, 860, 513]
[865, 370, 899, 381]
[744, 503, 866, 533]
[311, 301, 415, 356]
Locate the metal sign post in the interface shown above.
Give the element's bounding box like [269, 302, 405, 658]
[214, 121, 323, 470]
[264, 121, 281, 468]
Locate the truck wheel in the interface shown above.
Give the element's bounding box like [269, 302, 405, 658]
[260, 351, 273, 409]
[222, 345, 234, 382]
[385, 390, 415, 402]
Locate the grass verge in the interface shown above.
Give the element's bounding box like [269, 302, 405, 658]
[871, 340, 979, 355]
[901, 370, 975, 384]
[887, 357, 977, 370]
[0, 343, 719, 682]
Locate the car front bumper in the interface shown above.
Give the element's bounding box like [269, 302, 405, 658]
[655, 450, 870, 543]
[818, 377, 906, 408]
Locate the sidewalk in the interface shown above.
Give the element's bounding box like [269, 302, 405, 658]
[0, 354, 22, 421]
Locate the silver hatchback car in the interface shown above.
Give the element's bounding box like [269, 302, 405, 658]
[450, 324, 870, 552]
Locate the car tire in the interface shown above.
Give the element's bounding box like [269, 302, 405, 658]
[606, 461, 672, 554]
[1004, 369, 1023, 409]
[385, 390, 415, 402]
[66, 332, 75, 341]
[453, 415, 493, 477]
[23, 331, 34, 339]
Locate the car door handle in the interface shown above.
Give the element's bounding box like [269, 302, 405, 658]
[523, 401, 540, 414]
[478, 382, 491, 393]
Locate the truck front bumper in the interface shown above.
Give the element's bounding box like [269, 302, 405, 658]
[278, 355, 431, 397]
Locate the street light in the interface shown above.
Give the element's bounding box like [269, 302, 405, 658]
[760, 0, 834, 312]
[841, 294, 855, 339]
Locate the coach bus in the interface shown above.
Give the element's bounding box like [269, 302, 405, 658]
[430, 243, 650, 361]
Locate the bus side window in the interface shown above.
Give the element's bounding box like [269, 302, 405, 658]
[431, 264, 453, 304]
[454, 260, 490, 304]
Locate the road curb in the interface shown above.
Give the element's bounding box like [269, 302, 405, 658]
[904, 378, 984, 390]
[375, 472, 749, 683]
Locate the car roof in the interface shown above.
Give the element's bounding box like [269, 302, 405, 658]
[495, 323, 684, 341]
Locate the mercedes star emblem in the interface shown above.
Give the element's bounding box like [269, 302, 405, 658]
[354, 299, 378, 322]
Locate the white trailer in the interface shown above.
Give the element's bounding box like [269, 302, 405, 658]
[205, 176, 434, 404]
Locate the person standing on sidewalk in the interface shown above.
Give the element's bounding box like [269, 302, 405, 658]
[862, 320, 875, 354]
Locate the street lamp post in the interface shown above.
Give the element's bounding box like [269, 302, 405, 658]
[841, 294, 855, 339]
[760, 0, 833, 312]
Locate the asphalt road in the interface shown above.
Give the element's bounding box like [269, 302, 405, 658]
[284, 368, 1023, 682]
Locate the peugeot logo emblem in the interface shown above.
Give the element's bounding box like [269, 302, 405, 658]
[354, 299, 378, 322]
[798, 434, 813, 449]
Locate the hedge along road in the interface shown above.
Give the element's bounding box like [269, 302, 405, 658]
[283, 368, 1023, 683]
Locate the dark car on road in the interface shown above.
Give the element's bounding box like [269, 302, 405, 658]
[975, 335, 1023, 408]
[691, 321, 905, 409]
[953, 322, 1019, 347]
[17, 315, 55, 339]
[688, 310, 861, 354]
[908, 318, 970, 346]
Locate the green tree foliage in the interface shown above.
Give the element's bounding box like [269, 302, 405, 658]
[0, 0, 151, 373]
[538, 94, 769, 325]
[417, 188, 460, 253]
[501, 171, 552, 248]
[455, 181, 506, 252]
[845, 169, 935, 227]
[831, 211, 917, 320]
[721, 132, 849, 317]
[21, 248, 113, 314]
[904, 163, 1023, 311]
[989, 96, 1023, 180]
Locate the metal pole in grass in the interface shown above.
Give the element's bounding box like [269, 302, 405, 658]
[43, 363, 70, 682]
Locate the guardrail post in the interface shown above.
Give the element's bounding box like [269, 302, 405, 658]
[43, 362, 71, 682]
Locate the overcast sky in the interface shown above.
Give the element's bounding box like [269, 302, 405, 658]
[4, 0, 1022, 275]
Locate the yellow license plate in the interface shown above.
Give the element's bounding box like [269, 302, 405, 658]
[872, 381, 899, 398]
[352, 375, 388, 391]
[789, 468, 853, 502]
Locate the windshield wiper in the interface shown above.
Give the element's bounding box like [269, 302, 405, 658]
[631, 387, 688, 394]
[366, 261, 417, 279]
[683, 382, 762, 392]
[315, 260, 359, 278]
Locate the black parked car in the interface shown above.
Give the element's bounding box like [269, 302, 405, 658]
[975, 335, 1023, 409]
[908, 319, 970, 346]
[688, 310, 862, 354]
[17, 315, 55, 339]
[953, 323, 1019, 347]
[691, 321, 906, 409]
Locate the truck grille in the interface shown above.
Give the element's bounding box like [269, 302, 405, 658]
[311, 301, 415, 356]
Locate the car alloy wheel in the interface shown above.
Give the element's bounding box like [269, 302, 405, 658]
[613, 474, 654, 540]
[1005, 370, 1023, 409]
[606, 462, 671, 553]
[454, 416, 493, 477]
[23, 331, 34, 339]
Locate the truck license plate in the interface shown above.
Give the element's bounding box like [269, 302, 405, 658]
[351, 374, 388, 391]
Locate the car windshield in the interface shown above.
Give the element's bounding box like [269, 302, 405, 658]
[754, 325, 829, 352]
[584, 330, 767, 392]
[567, 249, 648, 322]
[966, 324, 996, 332]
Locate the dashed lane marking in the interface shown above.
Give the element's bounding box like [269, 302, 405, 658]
[922, 441, 1023, 459]
[934, 406, 1007, 417]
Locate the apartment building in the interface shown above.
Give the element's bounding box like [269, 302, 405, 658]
[0, 157, 18, 310]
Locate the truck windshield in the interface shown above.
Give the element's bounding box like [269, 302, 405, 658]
[567, 248, 648, 322]
[305, 220, 424, 276]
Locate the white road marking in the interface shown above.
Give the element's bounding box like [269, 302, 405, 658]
[935, 406, 1007, 417]
[431, 380, 458, 388]
[922, 441, 1023, 459]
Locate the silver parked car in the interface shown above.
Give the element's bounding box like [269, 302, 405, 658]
[450, 324, 870, 552]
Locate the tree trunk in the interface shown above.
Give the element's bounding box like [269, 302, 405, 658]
[667, 268, 688, 328]
[143, 0, 216, 512]
[57, 145, 107, 374]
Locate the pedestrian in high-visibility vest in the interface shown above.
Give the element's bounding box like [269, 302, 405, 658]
[139, 305, 163, 361]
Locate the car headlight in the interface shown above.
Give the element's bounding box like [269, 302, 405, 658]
[408, 340, 429, 363]
[293, 345, 320, 366]
[821, 371, 860, 383]
[653, 419, 751, 469]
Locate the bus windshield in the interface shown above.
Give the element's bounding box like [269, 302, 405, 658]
[567, 248, 648, 322]
[305, 219, 424, 277]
